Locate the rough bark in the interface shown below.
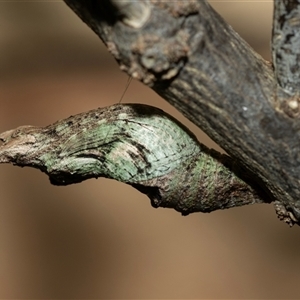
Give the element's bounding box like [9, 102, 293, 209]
[1, 0, 300, 225]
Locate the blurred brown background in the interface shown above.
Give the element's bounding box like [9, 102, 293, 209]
[1, 1, 300, 299]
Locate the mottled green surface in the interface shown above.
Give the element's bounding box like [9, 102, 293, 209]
[0, 104, 266, 214]
[52, 105, 201, 182]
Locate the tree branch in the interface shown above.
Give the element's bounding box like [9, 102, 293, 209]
[272, 0, 300, 96]
[0, 104, 269, 216]
[60, 0, 300, 225]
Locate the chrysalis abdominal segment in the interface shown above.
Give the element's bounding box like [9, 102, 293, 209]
[0, 104, 266, 215]
[48, 104, 201, 183]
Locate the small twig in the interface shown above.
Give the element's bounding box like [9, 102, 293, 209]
[272, 0, 300, 95]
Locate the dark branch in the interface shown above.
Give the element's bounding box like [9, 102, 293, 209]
[62, 0, 300, 225]
[272, 0, 300, 96]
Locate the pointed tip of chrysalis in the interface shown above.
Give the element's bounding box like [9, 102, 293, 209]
[0, 126, 39, 165]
